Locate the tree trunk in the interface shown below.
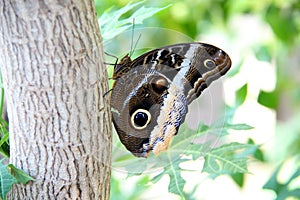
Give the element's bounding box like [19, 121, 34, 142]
[0, 1, 111, 199]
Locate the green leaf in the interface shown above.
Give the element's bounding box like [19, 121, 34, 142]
[248, 138, 264, 162]
[206, 121, 253, 137]
[0, 144, 9, 159]
[223, 123, 254, 131]
[0, 118, 10, 158]
[0, 132, 8, 147]
[277, 189, 300, 200]
[168, 121, 254, 160]
[264, 164, 300, 200]
[114, 120, 254, 198]
[230, 173, 244, 187]
[263, 165, 284, 193]
[168, 163, 186, 197]
[99, 2, 170, 41]
[151, 171, 164, 184]
[152, 155, 187, 197]
[254, 45, 272, 62]
[265, 4, 298, 45]
[258, 89, 279, 109]
[7, 164, 34, 184]
[203, 143, 257, 178]
[0, 160, 17, 200]
[131, 6, 171, 24]
[236, 83, 247, 106]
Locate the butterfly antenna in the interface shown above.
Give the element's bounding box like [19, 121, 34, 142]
[132, 33, 141, 56]
[129, 18, 142, 58]
[129, 18, 135, 57]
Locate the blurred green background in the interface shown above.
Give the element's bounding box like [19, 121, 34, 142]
[95, 0, 300, 199]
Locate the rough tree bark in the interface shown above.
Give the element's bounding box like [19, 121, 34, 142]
[0, 1, 111, 199]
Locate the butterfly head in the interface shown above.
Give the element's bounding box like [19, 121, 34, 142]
[112, 54, 133, 80]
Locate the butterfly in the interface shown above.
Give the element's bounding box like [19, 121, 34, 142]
[110, 42, 231, 158]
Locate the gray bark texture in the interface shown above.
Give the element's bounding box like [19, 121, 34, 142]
[0, 0, 112, 199]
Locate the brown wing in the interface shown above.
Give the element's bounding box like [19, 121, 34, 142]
[110, 42, 231, 158]
[126, 42, 231, 102]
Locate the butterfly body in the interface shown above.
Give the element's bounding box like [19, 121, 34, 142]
[111, 43, 231, 158]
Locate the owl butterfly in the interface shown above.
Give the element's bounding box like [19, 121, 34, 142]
[111, 43, 231, 158]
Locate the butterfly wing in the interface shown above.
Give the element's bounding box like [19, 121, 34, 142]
[111, 42, 231, 158]
[111, 67, 187, 157]
[128, 43, 231, 103]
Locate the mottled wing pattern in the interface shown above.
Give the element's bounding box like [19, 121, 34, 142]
[111, 42, 231, 158]
[125, 43, 231, 103]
